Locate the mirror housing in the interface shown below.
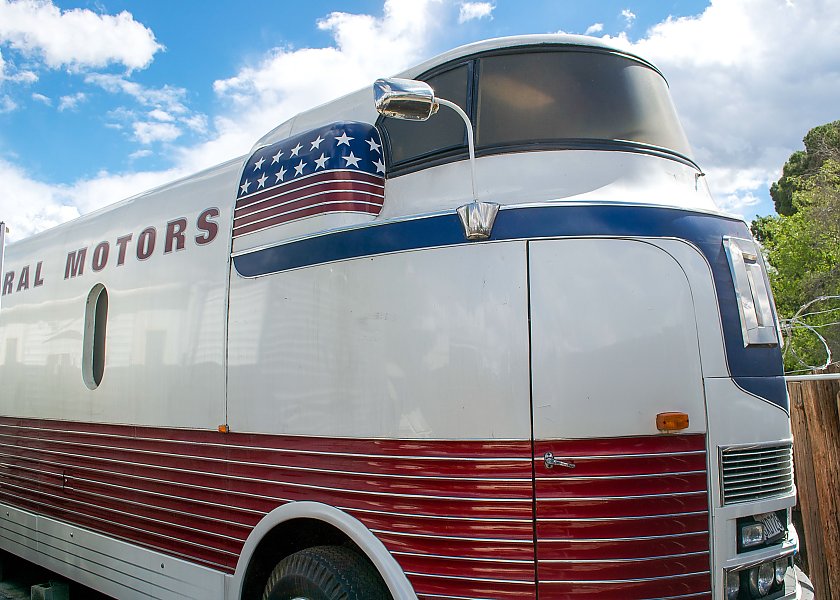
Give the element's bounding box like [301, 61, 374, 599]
[373, 78, 439, 121]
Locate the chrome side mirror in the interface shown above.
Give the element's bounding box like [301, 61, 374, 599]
[373, 78, 439, 121]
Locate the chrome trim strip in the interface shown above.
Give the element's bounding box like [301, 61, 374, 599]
[370, 529, 533, 544]
[537, 530, 709, 543]
[65, 477, 253, 530]
[724, 545, 797, 572]
[390, 550, 533, 564]
[539, 570, 710, 584]
[0, 433, 533, 480]
[536, 469, 705, 481]
[541, 510, 708, 522]
[0, 424, 533, 462]
[343, 505, 531, 523]
[537, 490, 707, 501]
[402, 571, 534, 585]
[0, 486, 240, 558]
[0, 448, 531, 503]
[0, 480, 246, 546]
[539, 550, 709, 563]
[532, 450, 706, 460]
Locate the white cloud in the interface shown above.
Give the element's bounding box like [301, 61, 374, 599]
[585, 23, 604, 35]
[132, 120, 181, 144]
[621, 9, 637, 27]
[602, 0, 840, 218]
[458, 2, 494, 23]
[0, 157, 183, 242]
[57, 91, 86, 111]
[0, 0, 162, 71]
[0, 94, 15, 112]
[0, 0, 445, 239]
[31, 92, 51, 105]
[197, 0, 444, 173]
[148, 108, 174, 122]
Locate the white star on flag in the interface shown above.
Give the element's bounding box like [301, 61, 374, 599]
[335, 131, 353, 146]
[275, 166, 287, 182]
[257, 173, 268, 188]
[240, 180, 250, 195]
[271, 149, 283, 164]
[254, 157, 265, 171]
[310, 135, 324, 150]
[366, 137, 381, 153]
[314, 153, 329, 170]
[291, 143, 303, 157]
[294, 160, 307, 176]
[343, 152, 361, 168]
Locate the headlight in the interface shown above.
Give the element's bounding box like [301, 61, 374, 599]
[725, 569, 740, 600]
[774, 557, 788, 584]
[748, 561, 775, 596]
[740, 522, 765, 548]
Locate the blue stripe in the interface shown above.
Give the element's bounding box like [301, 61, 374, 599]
[233, 204, 786, 410]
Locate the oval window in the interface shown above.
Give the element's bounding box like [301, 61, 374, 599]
[82, 284, 108, 389]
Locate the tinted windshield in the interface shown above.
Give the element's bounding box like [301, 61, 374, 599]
[379, 47, 693, 170]
[476, 50, 692, 156]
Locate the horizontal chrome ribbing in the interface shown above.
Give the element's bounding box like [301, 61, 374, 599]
[0, 487, 239, 569]
[0, 480, 246, 547]
[534, 530, 709, 543]
[0, 446, 531, 503]
[538, 550, 709, 563]
[0, 432, 532, 481]
[0, 424, 533, 462]
[539, 509, 708, 522]
[532, 450, 706, 461]
[721, 443, 793, 505]
[539, 569, 710, 584]
[538, 490, 706, 501]
[535, 469, 706, 481]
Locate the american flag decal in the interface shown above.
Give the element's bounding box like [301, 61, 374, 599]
[233, 122, 385, 239]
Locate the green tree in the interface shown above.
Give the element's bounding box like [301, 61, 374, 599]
[754, 125, 840, 372]
[769, 120, 840, 215]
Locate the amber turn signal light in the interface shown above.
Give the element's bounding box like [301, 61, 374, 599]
[218, 424, 230, 433]
[657, 412, 689, 432]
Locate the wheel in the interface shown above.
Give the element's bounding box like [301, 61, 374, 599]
[261, 545, 390, 600]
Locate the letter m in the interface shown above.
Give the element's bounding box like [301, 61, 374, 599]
[65, 248, 88, 279]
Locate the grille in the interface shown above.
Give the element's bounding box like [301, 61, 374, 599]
[721, 444, 794, 504]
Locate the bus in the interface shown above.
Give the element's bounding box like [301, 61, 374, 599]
[0, 34, 800, 600]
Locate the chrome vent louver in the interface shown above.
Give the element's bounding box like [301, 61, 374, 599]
[721, 444, 794, 505]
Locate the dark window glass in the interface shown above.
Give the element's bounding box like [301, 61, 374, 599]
[476, 51, 692, 157]
[381, 65, 469, 165]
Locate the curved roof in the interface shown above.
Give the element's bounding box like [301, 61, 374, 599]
[397, 34, 654, 78]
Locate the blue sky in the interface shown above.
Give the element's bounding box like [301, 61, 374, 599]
[1, 0, 839, 240]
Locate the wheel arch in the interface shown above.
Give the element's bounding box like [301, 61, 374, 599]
[227, 501, 417, 600]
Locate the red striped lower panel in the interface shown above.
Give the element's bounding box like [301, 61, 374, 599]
[535, 434, 712, 599]
[0, 417, 535, 599]
[0, 419, 710, 599]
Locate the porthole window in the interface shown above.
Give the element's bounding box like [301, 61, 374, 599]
[82, 284, 108, 389]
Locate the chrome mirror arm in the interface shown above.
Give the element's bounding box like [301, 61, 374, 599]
[436, 98, 477, 202]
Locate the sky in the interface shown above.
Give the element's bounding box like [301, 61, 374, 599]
[0, 0, 839, 242]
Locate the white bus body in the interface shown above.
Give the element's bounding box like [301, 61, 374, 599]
[0, 35, 800, 600]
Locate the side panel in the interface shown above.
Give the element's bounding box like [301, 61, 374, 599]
[0, 164, 234, 429]
[528, 238, 712, 598]
[227, 241, 532, 440]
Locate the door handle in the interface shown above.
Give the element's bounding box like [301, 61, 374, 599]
[543, 452, 575, 470]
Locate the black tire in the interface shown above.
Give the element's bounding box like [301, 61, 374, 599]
[261, 545, 390, 600]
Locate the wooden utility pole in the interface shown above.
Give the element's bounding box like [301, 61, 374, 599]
[789, 365, 840, 600]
